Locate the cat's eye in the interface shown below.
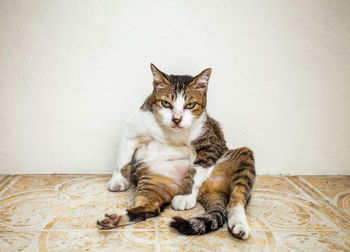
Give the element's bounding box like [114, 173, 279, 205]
[185, 102, 196, 109]
[161, 100, 172, 108]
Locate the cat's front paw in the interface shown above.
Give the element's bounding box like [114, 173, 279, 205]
[171, 194, 197, 210]
[227, 206, 250, 240]
[107, 175, 130, 192]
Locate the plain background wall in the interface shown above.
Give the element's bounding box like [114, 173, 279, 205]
[1, 0, 350, 175]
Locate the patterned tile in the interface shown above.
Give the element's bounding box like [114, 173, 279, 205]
[0, 175, 349, 251]
[272, 231, 350, 251]
[300, 176, 350, 200]
[287, 176, 350, 230]
[300, 176, 350, 219]
[159, 230, 271, 252]
[0, 231, 156, 252]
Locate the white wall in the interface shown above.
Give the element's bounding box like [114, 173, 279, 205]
[1, 0, 349, 175]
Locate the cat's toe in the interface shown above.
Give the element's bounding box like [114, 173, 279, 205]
[97, 214, 121, 230]
[228, 222, 250, 240]
[171, 194, 197, 210]
[107, 176, 130, 192]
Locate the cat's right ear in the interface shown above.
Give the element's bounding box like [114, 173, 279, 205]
[150, 63, 170, 90]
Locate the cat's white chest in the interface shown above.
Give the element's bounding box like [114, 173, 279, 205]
[135, 140, 194, 183]
[136, 141, 194, 162]
[126, 109, 200, 183]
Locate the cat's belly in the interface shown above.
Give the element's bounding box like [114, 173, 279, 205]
[134, 140, 195, 184]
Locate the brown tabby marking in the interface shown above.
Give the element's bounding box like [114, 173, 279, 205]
[200, 147, 255, 206]
[191, 117, 228, 168]
[98, 166, 196, 229]
[178, 167, 196, 195]
[170, 147, 255, 237]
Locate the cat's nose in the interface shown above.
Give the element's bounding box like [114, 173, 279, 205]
[172, 117, 182, 125]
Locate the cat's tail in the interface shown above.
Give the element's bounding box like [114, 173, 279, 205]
[170, 192, 227, 235]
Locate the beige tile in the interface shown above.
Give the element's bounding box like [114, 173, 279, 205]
[159, 230, 271, 252]
[273, 231, 350, 252]
[287, 176, 350, 230]
[300, 176, 350, 219]
[0, 231, 38, 252]
[254, 176, 303, 196]
[300, 176, 350, 200]
[248, 176, 340, 231]
[0, 175, 134, 231]
[0, 230, 156, 252]
[0, 174, 10, 186]
[0, 174, 111, 197]
[0, 190, 74, 231]
[0, 175, 15, 195]
[1, 175, 350, 251]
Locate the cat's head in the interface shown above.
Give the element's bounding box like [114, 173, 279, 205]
[148, 64, 211, 131]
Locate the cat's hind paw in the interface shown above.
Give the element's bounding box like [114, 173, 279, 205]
[227, 205, 250, 240]
[228, 222, 250, 240]
[96, 214, 121, 230]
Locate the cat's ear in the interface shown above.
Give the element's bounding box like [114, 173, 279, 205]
[150, 63, 171, 90]
[191, 68, 212, 94]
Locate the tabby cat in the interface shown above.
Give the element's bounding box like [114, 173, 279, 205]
[97, 64, 255, 239]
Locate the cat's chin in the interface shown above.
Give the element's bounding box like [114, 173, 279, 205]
[170, 125, 184, 132]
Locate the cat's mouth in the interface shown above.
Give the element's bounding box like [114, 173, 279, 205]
[171, 125, 183, 131]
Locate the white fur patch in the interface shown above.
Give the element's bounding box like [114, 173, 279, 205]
[108, 170, 130, 192]
[173, 93, 185, 118]
[172, 193, 197, 210]
[193, 165, 214, 188]
[171, 164, 214, 210]
[227, 204, 250, 240]
[158, 107, 173, 128]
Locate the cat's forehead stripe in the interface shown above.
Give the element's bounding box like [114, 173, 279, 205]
[174, 83, 188, 98]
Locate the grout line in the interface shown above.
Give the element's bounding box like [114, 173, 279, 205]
[283, 176, 319, 204]
[0, 175, 12, 194]
[252, 188, 319, 201]
[0, 175, 20, 197]
[298, 176, 337, 205]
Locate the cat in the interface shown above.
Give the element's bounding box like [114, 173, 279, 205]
[97, 64, 255, 239]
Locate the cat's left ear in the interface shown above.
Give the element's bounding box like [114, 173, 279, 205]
[191, 68, 212, 94]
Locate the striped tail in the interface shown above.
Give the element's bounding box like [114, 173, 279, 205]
[170, 192, 227, 235]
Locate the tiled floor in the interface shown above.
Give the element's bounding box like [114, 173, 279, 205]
[0, 175, 349, 251]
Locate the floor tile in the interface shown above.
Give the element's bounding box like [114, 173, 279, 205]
[300, 176, 350, 201]
[0, 175, 349, 251]
[272, 230, 350, 252]
[159, 230, 271, 252]
[287, 176, 350, 230]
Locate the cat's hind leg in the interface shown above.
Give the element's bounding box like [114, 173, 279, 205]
[98, 170, 179, 229]
[224, 147, 255, 240]
[96, 196, 161, 230]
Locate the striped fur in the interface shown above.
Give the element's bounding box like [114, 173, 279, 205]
[170, 191, 227, 235]
[170, 147, 255, 237]
[191, 116, 228, 167]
